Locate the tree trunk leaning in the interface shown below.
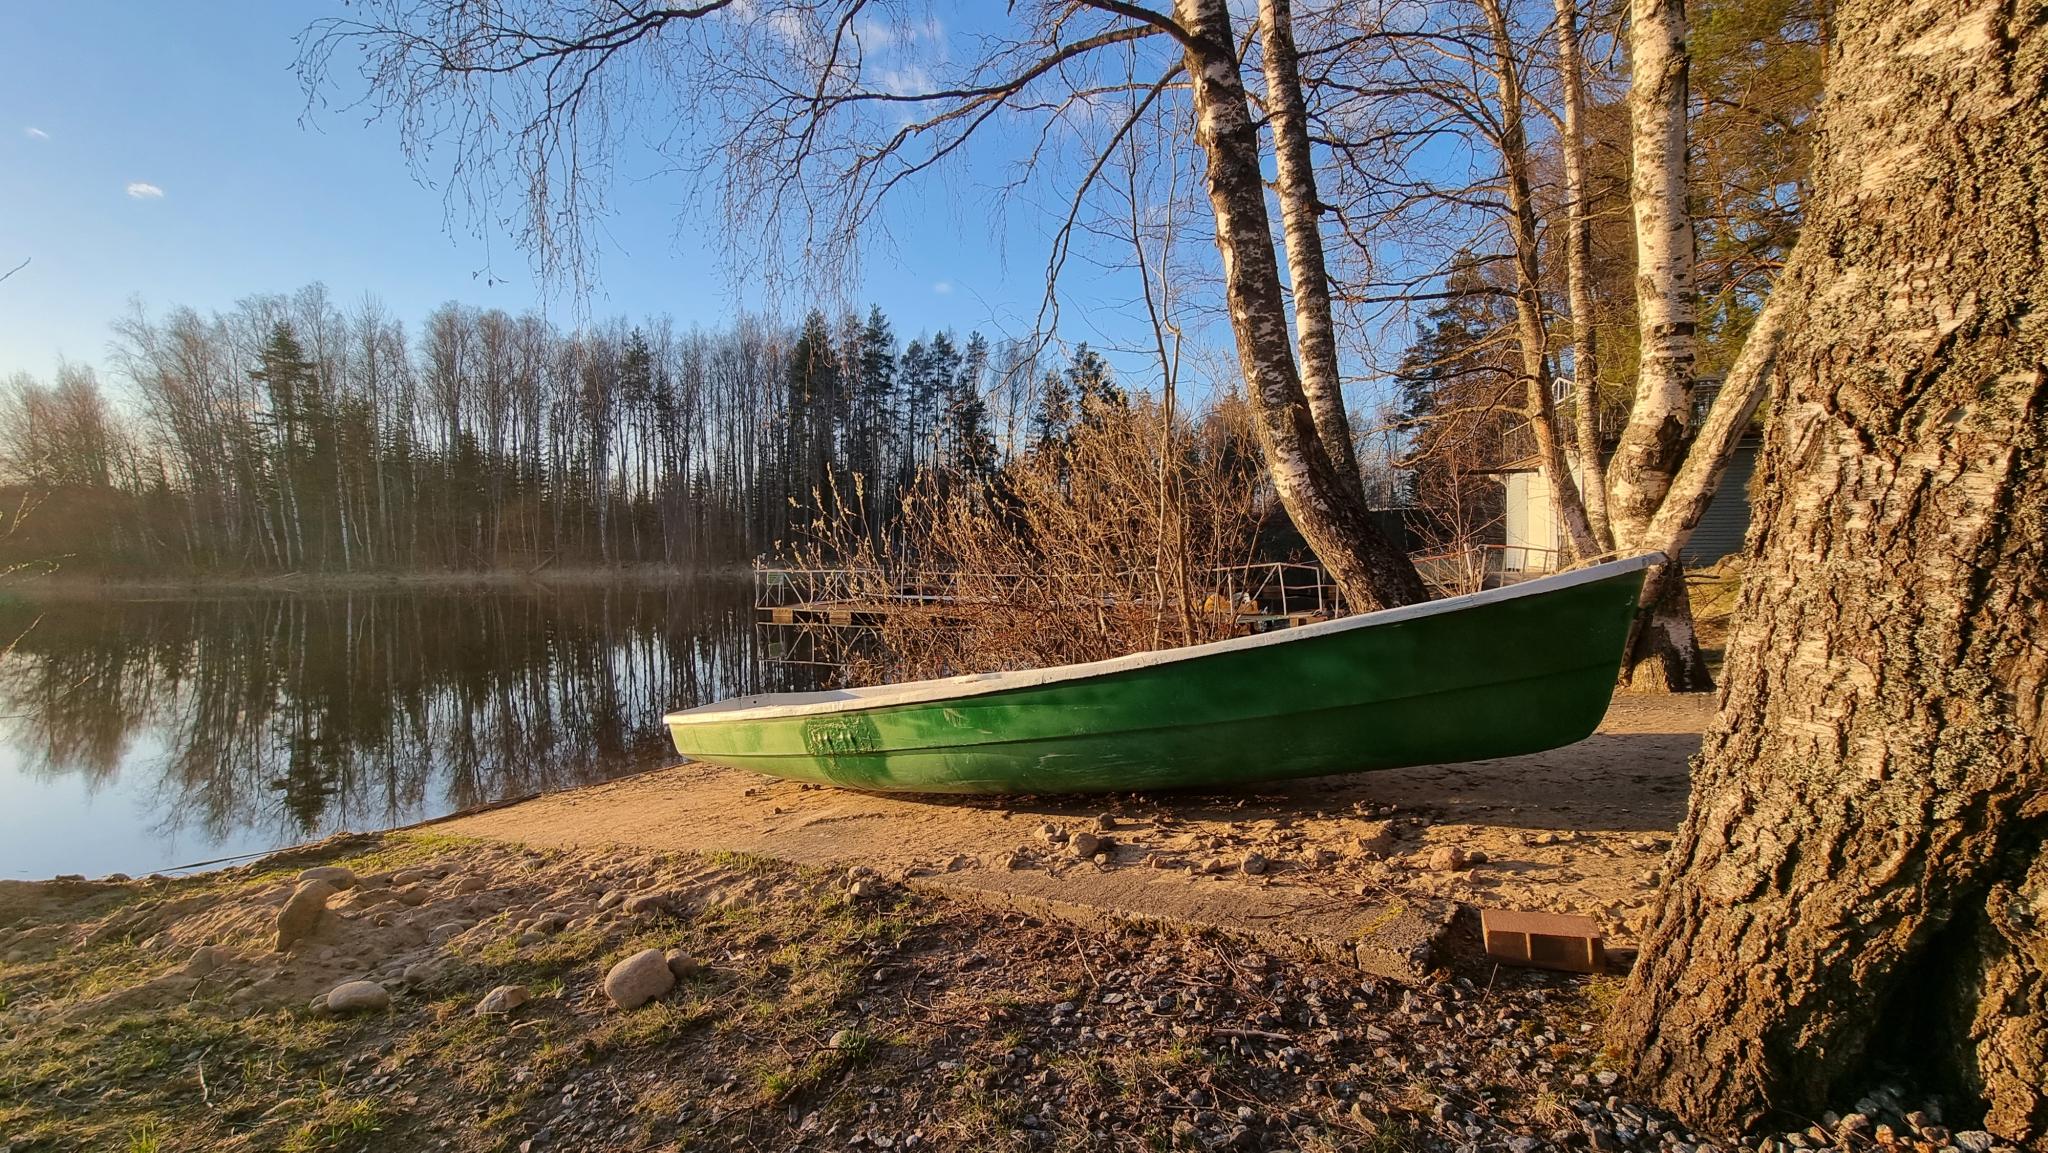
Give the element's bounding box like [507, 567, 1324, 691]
[1258, 0, 1365, 504]
[1173, 0, 1429, 611]
[1607, 0, 2048, 1139]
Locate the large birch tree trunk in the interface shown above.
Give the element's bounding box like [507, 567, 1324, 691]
[1174, 0, 1429, 610]
[1613, 0, 1713, 690]
[1479, 0, 1600, 563]
[1607, 0, 2048, 1138]
[1551, 0, 1613, 549]
[1610, 0, 1696, 542]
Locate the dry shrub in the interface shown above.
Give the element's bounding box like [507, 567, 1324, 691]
[793, 396, 1273, 682]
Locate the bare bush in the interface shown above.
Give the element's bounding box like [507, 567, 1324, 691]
[791, 396, 1276, 683]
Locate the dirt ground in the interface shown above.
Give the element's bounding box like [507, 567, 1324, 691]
[0, 835, 1702, 1153]
[440, 693, 1714, 973]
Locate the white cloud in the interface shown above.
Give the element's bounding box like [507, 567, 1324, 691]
[932, 280, 954, 295]
[126, 181, 164, 199]
[24, 126, 48, 140]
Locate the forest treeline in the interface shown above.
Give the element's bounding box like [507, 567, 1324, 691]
[0, 287, 1137, 574]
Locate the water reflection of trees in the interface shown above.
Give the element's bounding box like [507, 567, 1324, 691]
[0, 581, 766, 847]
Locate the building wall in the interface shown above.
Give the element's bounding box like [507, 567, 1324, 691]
[1502, 471, 1559, 566]
[1679, 440, 1758, 565]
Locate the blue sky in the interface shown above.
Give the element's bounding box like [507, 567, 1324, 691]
[0, 2, 1177, 387]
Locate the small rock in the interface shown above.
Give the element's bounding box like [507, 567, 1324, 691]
[1427, 846, 1471, 872]
[598, 891, 627, 910]
[296, 865, 357, 889]
[665, 949, 705, 979]
[275, 879, 339, 950]
[474, 984, 530, 1015]
[1508, 1139, 1542, 1153]
[183, 945, 227, 976]
[604, 948, 675, 1009]
[402, 959, 447, 987]
[428, 922, 467, 945]
[447, 874, 487, 895]
[1594, 1070, 1619, 1087]
[392, 884, 428, 906]
[828, 1028, 855, 1049]
[323, 980, 390, 1013]
[1198, 857, 1227, 875]
[1241, 851, 1269, 876]
[390, 868, 428, 885]
[1070, 831, 1105, 858]
[516, 930, 547, 946]
[621, 892, 672, 916]
[1035, 823, 1068, 844]
[1951, 1132, 1995, 1153]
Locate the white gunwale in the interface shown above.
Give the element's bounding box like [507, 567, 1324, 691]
[666, 553, 1659, 726]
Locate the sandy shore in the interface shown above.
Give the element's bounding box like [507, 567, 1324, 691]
[438, 693, 1715, 977]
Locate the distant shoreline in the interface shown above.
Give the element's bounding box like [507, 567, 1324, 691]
[1, 562, 756, 600]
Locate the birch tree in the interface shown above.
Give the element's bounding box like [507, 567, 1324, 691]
[1610, 0, 2048, 1137]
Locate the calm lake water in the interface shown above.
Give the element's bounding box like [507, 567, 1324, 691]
[0, 581, 776, 880]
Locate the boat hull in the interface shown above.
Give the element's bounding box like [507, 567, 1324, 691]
[666, 560, 1649, 794]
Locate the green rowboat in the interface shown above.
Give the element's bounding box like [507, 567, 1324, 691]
[665, 554, 1655, 794]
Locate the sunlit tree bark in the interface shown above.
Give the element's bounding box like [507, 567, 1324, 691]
[1610, 0, 2048, 1137]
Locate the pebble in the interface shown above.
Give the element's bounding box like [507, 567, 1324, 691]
[275, 879, 339, 950]
[447, 874, 487, 895]
[621, 892, 672, 916]
[604, 948, 675, 1009]
[1952, 1132, 1995, 1153]
[428, 922, 467, 945]
[296, 865, 357, 889]
[1427, 846, 1471, 872]
[183, 945, 227, 976]
[1035, 823, 1067, 844]
[322, 980, 391, 1013]
[1241, 852, 1269, 876]
[475, 984, 530, 1015]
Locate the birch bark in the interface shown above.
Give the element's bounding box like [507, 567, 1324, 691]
[1608, 0, 2048, 1136]
[1479, 0, 1600, 562]
[1173, 0, 1428, 610]
[1609, 0, 1697, 548]
[1258, 0, 1363, 501]
[1551, 0, 1613, 549]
